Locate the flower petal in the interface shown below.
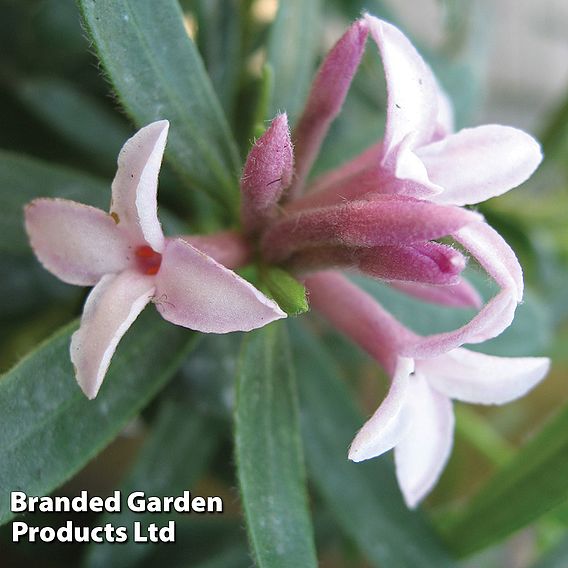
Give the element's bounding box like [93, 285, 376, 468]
[365, 15, 439, 159]
[422, 348, 550, 405]
[389, 279, 483, 309]
[349, 357, 414, 462]
[240, 113, 294, 233]
[403, 222, 523, 357]
[70, 270, 155, 399]
[110, 120, 169, 252]
[155, 238, 286, 332]
[418, 125, 543, 206]
[394, 374, 454, 508]
[24, 198, 131, 286]
[291, 20, 369, 196]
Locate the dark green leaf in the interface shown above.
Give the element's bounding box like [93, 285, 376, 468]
[0, 151, 107, 255]
[0, 310, 195, 526]
[14, 78, 131, 175]
[79, 0, 241, 212]
[267, 0, 322, 122]
[292, 321, 456, 567]
[235, 323, 317, 568]
[83, 396, 219, 568]
[443, 403, 568, 557]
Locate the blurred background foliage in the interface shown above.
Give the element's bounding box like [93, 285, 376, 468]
[0, 0, 566, 567]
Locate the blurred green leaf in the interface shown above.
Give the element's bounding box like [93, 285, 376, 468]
[0, 151, 107, 255]
[83, 396, 219, 568]
[194, 0, 243, 122]
[14, 78, 131, 175]
[532, 536, 568, 568]
[79, 0, 241, 213]
[235, 323, 317, 568]
[267, 0, 321, 123]
[292, 321, 456, 567]
[443, 403, 568, 556]
[0, 310, 195, 526]
[541, 89, 568, 166]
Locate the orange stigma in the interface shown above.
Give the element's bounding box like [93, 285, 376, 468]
[135, 245, 162, 275]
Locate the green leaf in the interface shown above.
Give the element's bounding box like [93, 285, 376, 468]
[0, 310, 195, 526]
[443, 403, 568, 557]
[78, 0, 241, 212]
[291, 321, 456, 567]
[235, 323, 317, 568]
[194, 0, 243, 122]
[83, 396, 219, 568]
[267, 0, 322, 122]
[0, 151, 107, 255]
[14, 77, 131, 175]
[260, 267, 309, 316]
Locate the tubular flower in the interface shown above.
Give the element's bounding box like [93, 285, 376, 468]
[25, 121, 285, 399]
[236, 15, 550, 508]
[306, 272, 550, 507]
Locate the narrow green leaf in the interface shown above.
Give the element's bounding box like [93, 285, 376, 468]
[14, 77, 131, 174]
[0, 151, 107, 255]
[267, 0, 321, 122]
[79, 0, 241, 211]
[83, 396, 219, 568]
[235, 323, 317, 568]
[443, 404, 568, 557]
[291, 321, 456, 567]
[0, 310, 195, 526]
[260, 266, 309, 316]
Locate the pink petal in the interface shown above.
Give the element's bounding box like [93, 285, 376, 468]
[70, 270, 155, 399]
[418, 125, 543, 206]
[421, 348, 550, 405]
[305, 271, 415, 374]
[181, 231, 253, 270]
[394, 374, 454, 508]
[24, 198, 131, 286]
[364, 15, 439, 160]
[262, 196, 481, 263]
[432, 82, 454, 140]
[110, 120, 169, 252]
[155, 238, 286, 333]
[291, 20, 369, 196]
[240, 113, 294, 233]
[389, 279, 483, 309]
[348, 357, 414, 462]
[403, 222, 523, 357]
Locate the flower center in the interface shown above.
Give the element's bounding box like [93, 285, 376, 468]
[135, 245, 162, 275]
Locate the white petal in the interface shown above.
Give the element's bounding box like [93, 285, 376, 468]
[364, 15, 439, 158]
[394, 374, 454, 508]
[418, 125, 543, 206]
[111, 121, 169, 252]
[421, 348, 550, 405]
[70, 271, 155, 399]
[155, 238, 286, 333]
[25, 198, 130, 286]
[348, 357, 414, 462]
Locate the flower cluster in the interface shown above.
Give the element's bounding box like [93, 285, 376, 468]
[25, 14, 550, 507]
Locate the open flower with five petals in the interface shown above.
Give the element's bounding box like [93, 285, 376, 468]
[25, 121, 285, 399]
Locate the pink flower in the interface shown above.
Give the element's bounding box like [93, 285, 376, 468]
[306, 272, 550, 507]
[25, 121, 285, 399]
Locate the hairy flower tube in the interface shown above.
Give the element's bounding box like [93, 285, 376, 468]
[236, 16, 550, 505]
[24, 121, 285, 399]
